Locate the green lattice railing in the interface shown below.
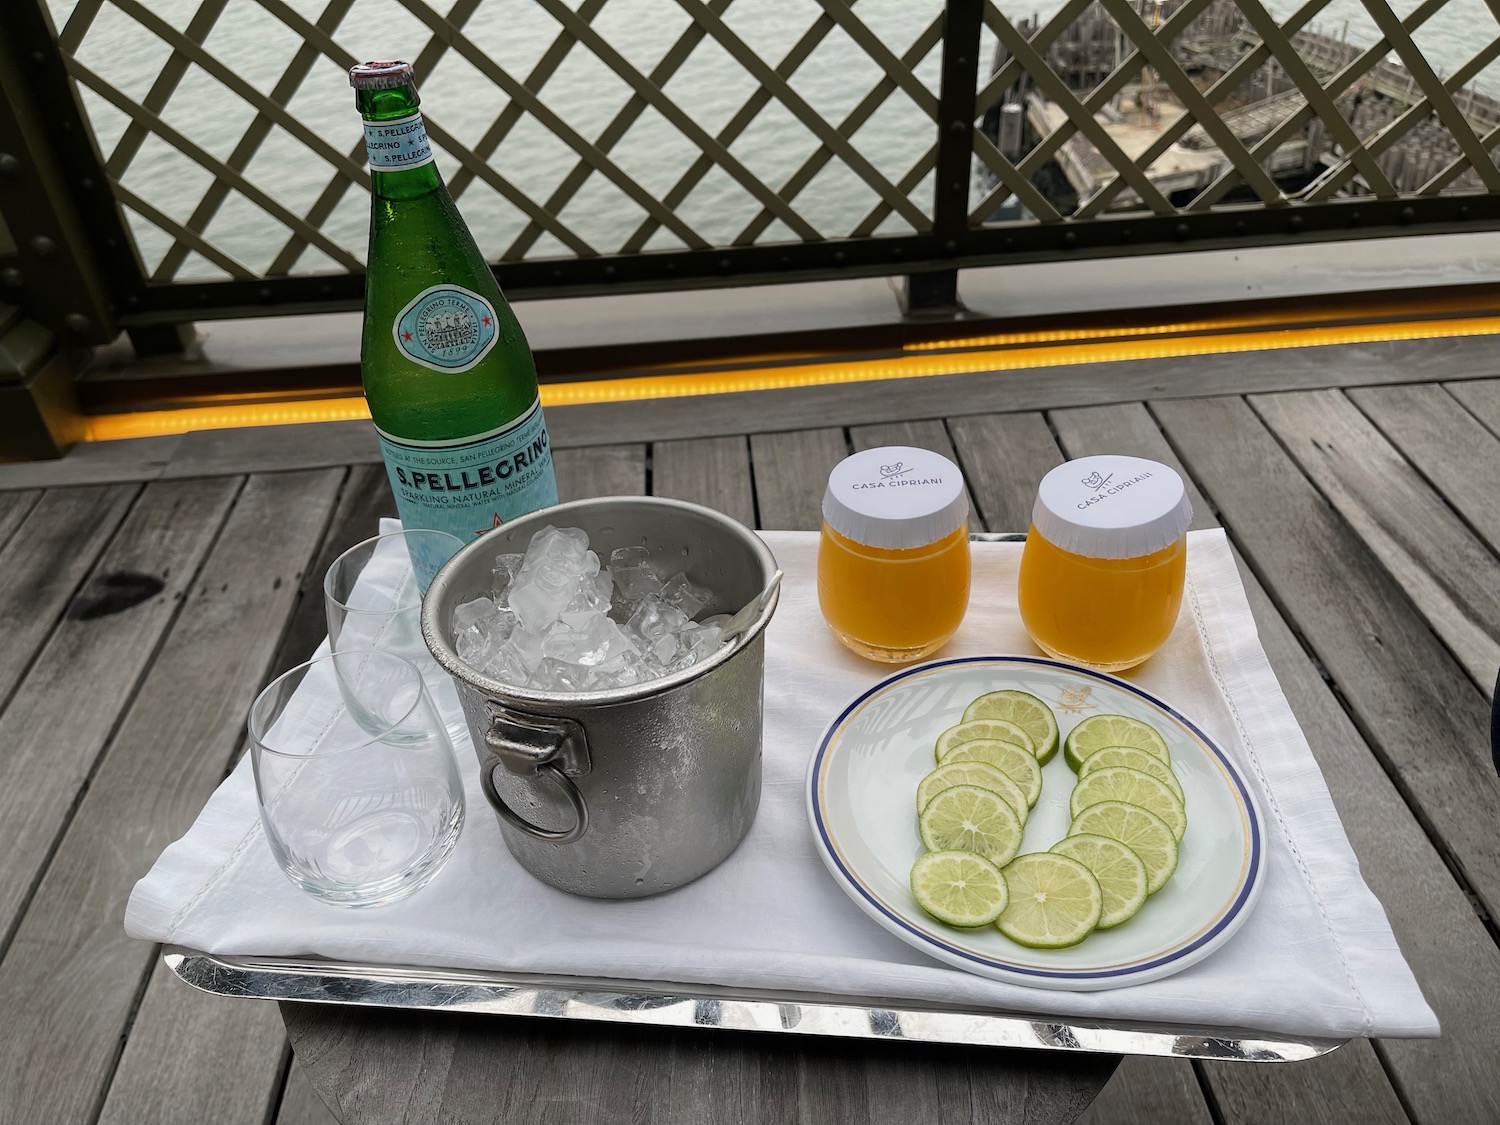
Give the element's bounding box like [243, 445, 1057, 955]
[3, 0, 1500, 351]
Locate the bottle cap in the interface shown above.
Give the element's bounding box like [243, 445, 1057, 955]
[350, 61, 415, 90]
[822, 446, 969, 549]
[1032, 455, 1192, 559]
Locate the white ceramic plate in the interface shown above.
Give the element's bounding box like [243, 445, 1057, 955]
[806, 655, 1266, 991]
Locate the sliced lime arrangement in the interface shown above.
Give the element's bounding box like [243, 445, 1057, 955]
[963, 690, 1060, 765]
[1063, 713, 1171, 772]
[917, 785, 1024, 867]
[995, 853, 1103, 948]
[941, 739, 1043, 807]
[909, 687, 1189, 949]
[917, 760, 1028, 822]
[935, 717, 1035, 762]
[1079, 745, 1183, 801]
[1069, 766, 1187, 842]
[1050, 833, 1149, 929]
[910, 851, 1009, 927]
[1069, 800, 1180, 894]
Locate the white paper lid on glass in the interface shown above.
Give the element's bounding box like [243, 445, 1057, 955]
[1032, 455, 1192, 559]
[822, 446, 969, 549]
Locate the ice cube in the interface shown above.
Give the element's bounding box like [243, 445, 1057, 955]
[661, 572, 713, 618]
[503, 627, 546, 673]
[491, 553, 524, 603]
[452, 596, 499, 634]
[455, 607, 515, 669]
[610, 545, 666, 602]
[529, 657, 593, 692]
[627, 597, 690, 642]
[544, 614, 639, 667]
[566, 569, 612, 616]
[593, 650, 646, 687]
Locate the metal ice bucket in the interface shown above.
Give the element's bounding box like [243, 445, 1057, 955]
[422, 497, 779, 898]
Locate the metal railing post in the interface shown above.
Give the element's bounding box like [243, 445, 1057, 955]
[0, 0, 139, 348]
[906, 0, 984, 313]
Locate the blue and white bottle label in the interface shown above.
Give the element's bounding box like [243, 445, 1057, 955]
[363, 111, 434, 171]
[374, 399, 558, 547]
[392, 284, 499, 374]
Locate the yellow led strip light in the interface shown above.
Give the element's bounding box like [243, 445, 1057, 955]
[83, 312, 1500, 442]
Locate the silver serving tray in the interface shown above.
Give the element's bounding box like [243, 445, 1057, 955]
[168, 529, 1345, 1065]
[165, 948, 1345, 1062]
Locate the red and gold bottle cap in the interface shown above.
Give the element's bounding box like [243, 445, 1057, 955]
[349, 61, 415, 89]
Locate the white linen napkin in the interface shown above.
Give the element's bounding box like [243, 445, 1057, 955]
[126, 523, 1437, 1039]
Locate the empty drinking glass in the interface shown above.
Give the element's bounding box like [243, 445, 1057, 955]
[249, 650, 465, 907]
[325, 528, 467, 744]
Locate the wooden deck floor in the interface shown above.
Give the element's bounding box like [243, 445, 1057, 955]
[0, 335, 1497, 1124]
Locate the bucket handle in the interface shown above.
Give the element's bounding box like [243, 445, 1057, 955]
[479, 705, 590, 845]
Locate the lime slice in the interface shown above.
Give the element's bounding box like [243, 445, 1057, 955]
[917, 785, 1024, 867]
[935, 718, 1035, 763]
[995, 853, 1103, 948]
[1050, 834, 1150, 929]
[1064, 714, 1170, 772]
[1069, 800, 1179, 894]
[940, 740, 1043, 807]
[963, 690, 1060, 765]
[917, 761, 1028, 823]
[1080, 745, 1183, 801]
[1069, 767, 1187, 842]
[910, 850, 1009, 927]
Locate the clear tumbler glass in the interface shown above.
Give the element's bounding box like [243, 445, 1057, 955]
[248, 650, 464, 907]
[324, 528, 466, 744]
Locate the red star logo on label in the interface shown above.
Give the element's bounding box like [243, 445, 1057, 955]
[402, 330, 413, 341]
[474, 512, 503, 536]
[482, 315, 492, 326]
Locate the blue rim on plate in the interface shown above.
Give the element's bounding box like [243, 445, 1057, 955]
[805, 654, 1267, 991]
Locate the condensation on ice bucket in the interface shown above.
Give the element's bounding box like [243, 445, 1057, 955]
[421, 497, 780, 899]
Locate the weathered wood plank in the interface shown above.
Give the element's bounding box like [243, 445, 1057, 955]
[97, 973, 288, 1125]
[0, 470, 340, 1124]
[1351, 383, 1500, 556]
[276, 1058, 341, 1125]
[0, 484, 138, 713]
[1054, 401, 1497, 1125]
[1239, 538, 1500, 1125]
[283, 1005, 1114, 1125]
[0, 489, 39, 551]
[0, 477, 238, 952]
[946, 413, 1063, 532]
[651, 436, 755, 526]
[1254, 389, 1500, 695]
[554, 443, 646, 502]
[1153, 397, 1500, 945]
[0, 434, 180, 491]
[1445, 376, 1500, 438]
[1074, 1057, 1213, 1125]
[162, 419, 380, 479]
[545, 332, 1500, 448]
[749, 427, 847, 530]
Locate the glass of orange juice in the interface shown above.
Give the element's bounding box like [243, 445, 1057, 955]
[818, 446, 970, 662]
[1018, 455, 1192, 672]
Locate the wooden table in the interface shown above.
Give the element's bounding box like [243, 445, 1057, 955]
[0, 333, 1497, 1124]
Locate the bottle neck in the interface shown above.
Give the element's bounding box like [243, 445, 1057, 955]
[356, 82, 442, 199]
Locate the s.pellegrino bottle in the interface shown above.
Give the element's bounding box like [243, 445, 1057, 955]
[351, 60, 557, 584]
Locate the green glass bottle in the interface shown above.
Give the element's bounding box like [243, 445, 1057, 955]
[351, 60, 557, 575]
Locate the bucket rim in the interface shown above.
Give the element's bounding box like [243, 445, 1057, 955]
[420, 495, 780, 707]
